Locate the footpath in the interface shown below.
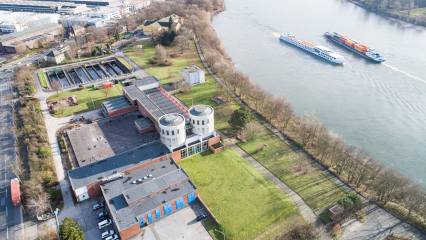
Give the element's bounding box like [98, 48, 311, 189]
[193, 37, 426, 240]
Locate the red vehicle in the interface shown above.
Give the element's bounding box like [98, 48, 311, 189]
[10, 178, 21, 206]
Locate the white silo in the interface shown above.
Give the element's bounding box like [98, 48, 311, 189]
[159, 113, 186, 149]
[189, 105, 214, 137]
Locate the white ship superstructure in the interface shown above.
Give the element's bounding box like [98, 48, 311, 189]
[279, 33, 345, 64]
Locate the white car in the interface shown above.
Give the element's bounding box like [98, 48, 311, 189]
[105, 234, 119, 240]
[101, 230, 115, 239]
[98, 219, 112, 229]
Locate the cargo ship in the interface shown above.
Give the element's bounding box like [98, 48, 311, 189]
[279, 33, 345, 64]
[324, 32, 385, 62]
[11, 178, 21, 207]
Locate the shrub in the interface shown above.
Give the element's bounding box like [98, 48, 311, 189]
[38, 148, 52, 158]
[28, 87, 36, 93]
[47, 188, 60, 200]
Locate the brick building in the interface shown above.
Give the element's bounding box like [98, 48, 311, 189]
[0, 23, 62, 53]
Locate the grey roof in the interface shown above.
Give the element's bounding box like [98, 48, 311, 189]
[144, 15, 180, 28]
[182, 65, 204, 73]
[189, 105, 213, 117]
[123, 85, 188, 121]
[131, 76, 159, 87]
[47, 50, 63, 57]
[102, 96, 132, 112]
[0, 23, 61, 43]
[68, 140, 170, 190]
[134, 117, 153, 130]
[101, 158, 195, 231]
[159, 114, 185, 127]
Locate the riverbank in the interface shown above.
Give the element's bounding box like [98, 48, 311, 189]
[347, 0, 426, 29]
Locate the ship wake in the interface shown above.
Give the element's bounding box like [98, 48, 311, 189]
[383, 63, 426, 84]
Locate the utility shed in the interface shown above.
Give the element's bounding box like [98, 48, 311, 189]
[329, 204, 344, 220]
[182, 65, 205, 85]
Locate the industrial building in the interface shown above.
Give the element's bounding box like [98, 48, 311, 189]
[85, 5, 129, 20]
[0, 22, 62, 53]
[0, 11, 60, 33]
[62, 15, 107, 28]
[28, 0, 119, 6]
[182, 65, 205, 85]
[0, 0, 87, 14]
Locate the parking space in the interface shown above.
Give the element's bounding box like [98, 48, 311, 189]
[129, 201, 212, 240]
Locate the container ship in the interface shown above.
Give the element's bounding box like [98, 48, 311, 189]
[279, 33, 345, 64]
[324, 32, 385, 62]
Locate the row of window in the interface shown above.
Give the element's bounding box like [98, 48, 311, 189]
[192, 118, 209, 126]
[162, 129, 180, 136]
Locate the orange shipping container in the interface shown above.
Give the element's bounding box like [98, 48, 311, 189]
[345, 40, 355, 46]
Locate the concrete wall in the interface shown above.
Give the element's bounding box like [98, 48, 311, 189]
[135, 122, 155, 134]
[108, 105, 137, 117]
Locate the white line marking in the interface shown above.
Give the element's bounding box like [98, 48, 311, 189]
[6, 207, 8, 217]
[5, 189, 7, 198]
[6, 227, 8, 239]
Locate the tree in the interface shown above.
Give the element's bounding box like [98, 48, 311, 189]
[245, 121, 264, 140]
[59, 217, 84, 240]
[38, 148, 52, 158]
[100, 86, 112, 97]
[228, 106, 254, 130]
[51, 80, 62, 96]
[155, 44, 167, 64]
[296, 111, 320, 148]
[364, 160, 385, 192]
[401, 184, 425, 220]
[114, 30, 122, 42]
[27, 192, 51, 217]
[173, 35, 190, 53]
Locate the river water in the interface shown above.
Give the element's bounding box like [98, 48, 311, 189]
[212, 0, 426, 184]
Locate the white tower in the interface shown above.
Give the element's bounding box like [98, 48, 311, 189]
[159, 113, 186, 149]
[189, 105, 214, 137]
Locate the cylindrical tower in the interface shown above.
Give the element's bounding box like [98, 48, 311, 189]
[159, 113, 186, 148]
[189, 105, 214, 137]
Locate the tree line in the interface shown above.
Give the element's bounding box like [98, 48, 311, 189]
[140, 0, 426, 231]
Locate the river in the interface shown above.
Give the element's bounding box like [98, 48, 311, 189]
[212, 0, 426, 184]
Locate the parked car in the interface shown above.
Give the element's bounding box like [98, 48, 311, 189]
[98, 211, 108, 218]
[92, 202, 104, 211]
[101, 230, 115, 239]
[99, 215, 109, 222]
[196, 213, 208, 221]
[105, 234, 119, 240]
[98, 219, 112, 229]
[23, 95, 36, 99]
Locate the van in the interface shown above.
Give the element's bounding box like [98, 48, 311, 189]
[101, 230, 115, 239]
[105, 234, 119, 240]
[98, 219, 112, 229]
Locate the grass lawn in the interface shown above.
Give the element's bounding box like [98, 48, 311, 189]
[46, 87, 120, 117]
[38, 71, 48, 88]
[320, 211, 332, 224]
[124, 40, 205, 84]
[238, 130, 347, 211]
[114, 82, 124, 94]
[116, 57, 133, 70]
[178, 148, 303, 240]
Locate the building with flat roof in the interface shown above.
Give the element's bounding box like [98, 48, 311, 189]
[0, 0, 87, 14]
[85, 5, 129, 20]
[29, 0, 118, 6]
[62, 15, 107, 28]
[0, 11, 60, 33]
[182, 65, 205, 85]
[0, 22, 62, 53]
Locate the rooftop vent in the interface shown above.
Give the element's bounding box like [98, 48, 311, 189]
[148, 174, 152, 178]
[132, 181, 137, 184]
[138, 179, 142, 182]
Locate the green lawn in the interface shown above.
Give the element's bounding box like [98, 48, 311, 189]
[238, 130, 347, 211]
[178, 148, 303, 240]
[116, 57, 133, 70]
[46, 87, 120, 117]
[114, 82, 124, 94]
[320, 211, 332, 224]
[38, 71, 48, 88]
[124, 40, 205, 84]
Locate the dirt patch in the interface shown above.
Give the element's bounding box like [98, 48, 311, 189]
[290, 165, 306, 177]
[133, 52, 144, 57]
[48, 95, 79, 110]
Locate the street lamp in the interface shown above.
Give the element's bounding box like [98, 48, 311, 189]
[187, 98, 193, 107]
[214, 229, 225, 240]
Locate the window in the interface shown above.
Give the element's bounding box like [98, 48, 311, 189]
[166, 130, 169, 135]
[193, 119, 195, 124]
[202, 120, 204, 125]
[177, 129, 179, 134]
[162, 129, 164, 134]
[171, 130, 174, 135]
[197, 120, 199, 125]
[207, 119, 209, 124]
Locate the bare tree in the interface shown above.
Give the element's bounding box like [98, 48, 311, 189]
[100, 86, 112, 97]
[364, 160, 385, 192]
[401, 184, 425, 220]
[245, 121, 264, 140]
[374, 169, 409, 204]
[173, 35, 190, 53]
[51, 81, 62, 96]
[56, 101, 67, 114]
[27, 192, 51, 217]
[346, 149, 368, 184]
[296, 111, 321, 148]
[155, 44, 167, 64]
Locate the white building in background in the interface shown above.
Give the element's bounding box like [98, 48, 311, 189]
[86, 5, 129, 20]
[188, 105, 214, 138]
[182, 65, 205, 85]
[61, 15, 107, 28]
[0, 11, 60, 33]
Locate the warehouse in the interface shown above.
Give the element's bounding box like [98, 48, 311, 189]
[61, 15, 107, 28]
[0, 11, 60, 33]
[0, 0, 87, 14]
[28, 0, 118, 6]
[0, 22, 62, 53]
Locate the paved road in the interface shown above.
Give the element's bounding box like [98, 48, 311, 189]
[0, 69, 24, 240]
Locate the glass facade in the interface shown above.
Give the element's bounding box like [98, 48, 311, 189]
[180, 139, 210, 160]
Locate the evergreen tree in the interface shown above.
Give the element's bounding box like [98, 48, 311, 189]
[106, 42, 110, 50]
[59, 217, 84, 240]
[228, 106, 254, 130]
[169, 17, 173, 30]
